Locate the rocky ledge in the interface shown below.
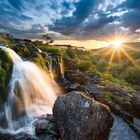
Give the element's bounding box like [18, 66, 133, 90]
[53, 91, 114, 140]
[63, 70, 140, 138]
[0, 91, 114, 140]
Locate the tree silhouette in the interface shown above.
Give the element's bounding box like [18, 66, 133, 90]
[42, 34, 53, 44]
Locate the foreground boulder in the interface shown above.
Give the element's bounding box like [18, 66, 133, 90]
[53, 91, 114, 140]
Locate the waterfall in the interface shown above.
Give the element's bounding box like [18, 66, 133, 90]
[60, 56, 65, 79]
[0, 46, 59, 133]
[48, 53, 65, 80]
[48, 55, 54, 80]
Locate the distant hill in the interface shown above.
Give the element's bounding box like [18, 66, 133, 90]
[124, 42, 140, 47]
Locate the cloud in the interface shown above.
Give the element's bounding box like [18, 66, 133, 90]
[0, 0, 140, 41]
[49, 0, 96, 35]
[121, 10, 140, 30]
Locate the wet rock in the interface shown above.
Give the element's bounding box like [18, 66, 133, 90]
[0, 131, 37, 140]
[35, 119, 49, 135]
[34, 114, 59, 140]
[13, 133, 37, 140]
[0, 131, 14, 140]
[53, 91, 114, 140]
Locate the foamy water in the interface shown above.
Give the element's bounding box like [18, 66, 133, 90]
[0, 46, 59, 134]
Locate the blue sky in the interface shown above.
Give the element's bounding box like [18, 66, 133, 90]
[0, 0, 140, 41]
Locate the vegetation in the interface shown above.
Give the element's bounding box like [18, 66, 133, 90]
[0, 33, 140, 91]
[104, 91, 112, 102]
[0, 49, 13, 103]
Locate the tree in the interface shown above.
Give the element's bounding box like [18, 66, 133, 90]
[42, 34, 53, 44]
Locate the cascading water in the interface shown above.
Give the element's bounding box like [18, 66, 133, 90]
[0, 46, 59, 133]
[59, 56, 65, 80]
[48, 53, 65, 80]
[48, 55, 54, 80]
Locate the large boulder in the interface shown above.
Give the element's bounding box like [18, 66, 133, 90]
[53, 91, 114, 140]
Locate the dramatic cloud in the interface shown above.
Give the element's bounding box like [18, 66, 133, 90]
[0, 0, 140, 41]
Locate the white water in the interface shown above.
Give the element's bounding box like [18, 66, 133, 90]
[48, 55, 54, 80]
[48, 54, 65, 80]
[109, 114, 139, 140]
[0, 46, 58, 133]
[60, 56, 65, 79]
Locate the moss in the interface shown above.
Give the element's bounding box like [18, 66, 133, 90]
[32, 54, 48, 71]
[104, 91, 112, 102]
[123, 101, 131, 106]
[116, 97, 124, 104]
[0, 49, 13, 104]
[0, 67, 7, 87]
[128, 93, 133, 97]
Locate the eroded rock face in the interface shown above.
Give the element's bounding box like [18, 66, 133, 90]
[53, 91, 114, 140]
[131, 93, 140, 113]
[65, 70, 88, 84]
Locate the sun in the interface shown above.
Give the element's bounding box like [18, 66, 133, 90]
[112, 40, 121, 48]
[111, 40, 122, 49]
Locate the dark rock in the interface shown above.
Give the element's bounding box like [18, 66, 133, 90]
[34, 114, 59, 140]
[85, 71, 102, 84]
[37, 134, 57, 140]
[131, 93, 140, 113]
[0, 131, 14, 140]
[63, 81, 85, 92]
[86, 82, 140, 120]
[65, 70, 87, 84]
[13, 133, 37, 140]
[35, 119, 49, 135]
[0, 131, 37, 140]
[53, 91, 114, 140]
[126, 119, 140, 138]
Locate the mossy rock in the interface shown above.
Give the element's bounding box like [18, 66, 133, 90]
[0, 49, 13, 104]
[104, 91, 112, 102]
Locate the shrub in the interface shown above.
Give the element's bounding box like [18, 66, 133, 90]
[77, 61, 95, 72]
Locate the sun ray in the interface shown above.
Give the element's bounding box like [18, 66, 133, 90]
[120, 47, 140, 70]
[116, 48, 122, 65]
[123, 44, 140, 52]
[91, 47, 114, 67]
[106, 48, 116, 71]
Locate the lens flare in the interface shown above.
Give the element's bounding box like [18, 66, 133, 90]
[113, 41, 121, 48]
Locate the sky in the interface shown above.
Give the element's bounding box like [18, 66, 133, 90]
[0, 0, 140, 48]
